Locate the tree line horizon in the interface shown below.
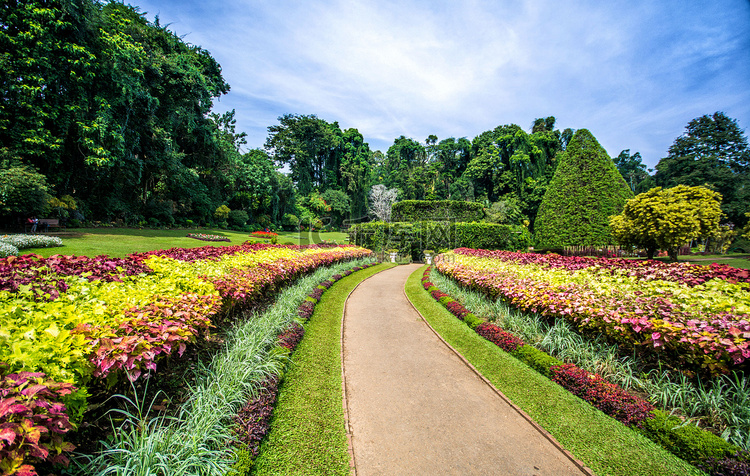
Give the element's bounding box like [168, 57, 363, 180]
[2, 0, 748, 244]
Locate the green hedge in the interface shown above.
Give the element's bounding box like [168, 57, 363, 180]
[348, 221, 531, 259]
[391, 200, 484, 223]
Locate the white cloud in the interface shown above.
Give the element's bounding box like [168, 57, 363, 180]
[131, 0, 750, 166]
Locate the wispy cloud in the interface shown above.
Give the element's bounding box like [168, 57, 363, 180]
[132, 0, 750, 167]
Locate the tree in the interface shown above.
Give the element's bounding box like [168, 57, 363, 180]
[534, 129, 633, 248]
[265, 114, 341, 196]
[368, 185, 398, 222]
[610, 185, 723, 261]
[613, 149, 649, 192]
[654, 112, 749, 228]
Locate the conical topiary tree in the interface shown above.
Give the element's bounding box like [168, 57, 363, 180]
[534, 129, 633, 248]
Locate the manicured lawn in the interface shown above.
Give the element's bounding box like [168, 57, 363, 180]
[404, 265, 705, 476]
[16, 228, 349, 258]
[253, 262, 396, 475]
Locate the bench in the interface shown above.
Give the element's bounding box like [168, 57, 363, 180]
[25, 218, 65, 233]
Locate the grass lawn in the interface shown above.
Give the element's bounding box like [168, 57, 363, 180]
[672, 253, 750, 269]
[404, 265, 705, 476]
[14, 228, 349, 258]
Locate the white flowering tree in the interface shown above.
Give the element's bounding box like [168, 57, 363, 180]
[368, 184, 398, 222]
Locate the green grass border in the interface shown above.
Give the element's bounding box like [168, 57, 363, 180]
[405, 265, 705, 476]
[253, 262, 396, 475]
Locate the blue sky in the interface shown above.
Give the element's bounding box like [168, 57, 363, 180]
[128, 0, 750, 169]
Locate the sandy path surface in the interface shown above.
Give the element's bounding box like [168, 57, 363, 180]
[342, 264, 590, 476]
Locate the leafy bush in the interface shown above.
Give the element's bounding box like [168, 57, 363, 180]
[391, 200, 484, 222]
[228, 209, 249, 228]
[638, 409, 739, 466]
[511, 345, 563, 378]
[214, 205, 231, 220]
[232, 378, 279, 461]
[698, 451, 750, 476]
[277, 322, 304, 352]
[439, 249, 750, 375]
[0, 166, 51, 218]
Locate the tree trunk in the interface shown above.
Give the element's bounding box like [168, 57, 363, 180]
[646, 246, 656, 260]
[668, 248, 679, 262]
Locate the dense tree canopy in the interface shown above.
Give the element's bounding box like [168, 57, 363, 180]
[654, 112, 749, 228]
[610, 185, 723, 261]
[534, 129, 633, 248]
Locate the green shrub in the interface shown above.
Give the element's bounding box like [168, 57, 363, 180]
[534, 129, 633, 248]
[214, 205, 231, 220]
[511, 345, 563, 378]
[438, 296, 454, 305]
[464, 312, 482, 329]
[0, 165, 51, 218]
[392, 200, 484, 222]
[228, 209, 249, 228]
[227, 445, 255, 475]
[637, 409, 739, 465]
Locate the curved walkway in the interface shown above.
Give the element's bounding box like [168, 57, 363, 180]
[342, 264, 589, 476]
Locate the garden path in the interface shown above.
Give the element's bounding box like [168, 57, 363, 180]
[342, 264, 591, 476]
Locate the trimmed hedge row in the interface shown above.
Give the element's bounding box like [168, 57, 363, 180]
[391, 200, 484, 222]
[421, 266, 749, 475]
[348, 221, 531, 260]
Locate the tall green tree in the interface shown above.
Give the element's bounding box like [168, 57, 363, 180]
[265, 114, 342, 196]
[613, 149, 650, 193]
[534, 129, 633, 248]
[654, 112, 749, 227]
[1, 0, 233, 224]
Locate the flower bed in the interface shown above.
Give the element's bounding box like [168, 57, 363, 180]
[437, 249, 750, 375]
[186, 233, 230, 242]
[0, 234, 64, 257]
[0, 243, 371, 474]
[250, 231, 279, 240]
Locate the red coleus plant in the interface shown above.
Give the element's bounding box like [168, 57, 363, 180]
[475, 323, 525, 352]
[0, 363, 76, 476]
[277, 322, 305, 352]
[232, 377, 279, 459]
[297, 300, 316, 321]
[550, 363, 654, 428]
